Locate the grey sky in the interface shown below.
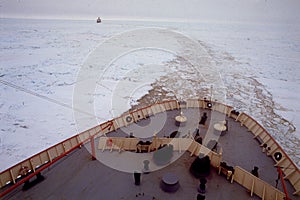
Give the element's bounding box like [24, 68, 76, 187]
[0, 0, 299, 23]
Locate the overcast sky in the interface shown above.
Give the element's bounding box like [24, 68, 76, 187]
[1, 0, 300, 23]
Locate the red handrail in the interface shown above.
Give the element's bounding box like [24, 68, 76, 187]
[278, 166, 290, 200]
[0, 142, 82, 198]
[0, 99, 298, 198]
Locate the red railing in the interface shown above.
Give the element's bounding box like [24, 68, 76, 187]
[0, 99, 299, 198]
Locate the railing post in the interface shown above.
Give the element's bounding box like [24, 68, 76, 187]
[277, 166, 290, 200]
[91, 136, 96, 160]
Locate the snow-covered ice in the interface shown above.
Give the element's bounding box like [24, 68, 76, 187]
[0, 18, 299, 171]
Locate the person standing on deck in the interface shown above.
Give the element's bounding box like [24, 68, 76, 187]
[199, 112, 208, 128]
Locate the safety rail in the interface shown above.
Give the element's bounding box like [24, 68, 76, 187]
[0, 134, 78, 188]
[100, 100, 179, 133]
[98, 136, 287, 199]
[0, 99, 299, 198]
[0, 123, 103, 197]
[0, 100, 179, 197]
[97, 137, 222, 168]
[233, 166, 286, 200]
[235, 112, 300, 196]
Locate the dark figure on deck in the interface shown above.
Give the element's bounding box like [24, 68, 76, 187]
[198, 178, 207, 193]
[129, 132, 135, 138]
[197, 193, 205, 200]
[251, 166, 259, 178]
[170, 131, 180, 138]
[199, 112, 208, 127]
[194, 132, 202, 144]
[221, 120, 229, 136]
[134, 172, 141, 185]
[212, 141, 218, 152]
[194, 128, 200, 135]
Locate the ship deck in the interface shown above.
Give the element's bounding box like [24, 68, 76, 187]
[1, 108, 299, 200]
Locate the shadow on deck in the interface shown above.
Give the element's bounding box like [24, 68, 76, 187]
[2, 108, 299, 200]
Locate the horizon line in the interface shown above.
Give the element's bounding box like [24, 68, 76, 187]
[0, 16, 285, 26]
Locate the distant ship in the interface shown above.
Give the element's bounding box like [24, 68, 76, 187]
[96, 17, 101, 23]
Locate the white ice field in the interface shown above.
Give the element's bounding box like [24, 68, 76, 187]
[0, 18, 299, 171]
